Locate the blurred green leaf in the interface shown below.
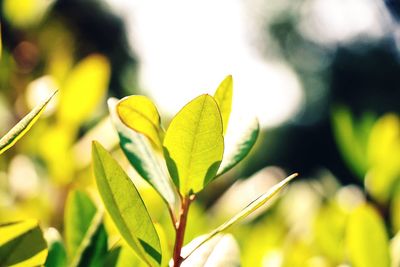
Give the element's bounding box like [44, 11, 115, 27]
[313, 203, 346, 263]
[185, 173, 297, 258]
[163, 94, 224, 195]
[92, 141, 162, 266]
[58, 54, 110, 126]
[365, 114, 400, 202]
[65, 190, 106, 267]
[217, 117, 259, 176]
[0, 90, 56, 155]
[0, 219, 48, 266]
[104, 245, 146, 267]
[331, 106, 374, 178]
[181, 234, 240, 267]
[108, 98, 180, 215]
[214, 75, 233, 135]
[117, 95, 164, 149]
[65, 190, 97, 259]
[75, 223, 108, 267]
[346, 204, 390, 267]
[45, 228, 67, 267]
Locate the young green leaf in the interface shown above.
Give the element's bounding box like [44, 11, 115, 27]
[0, 90, 57, 155]
[217, 117, 259, 176]
[92, 141, 162, 266]
[346, 204, 390, 267]
[163, 94, 224, 195]
[180, 234, 240, 267]
[108, 98, 180, 215]
[184, 173, 297, 258]
[214, 75, 233, 135]
[0, 219, 48, 266]
[117, 95, 164, 148]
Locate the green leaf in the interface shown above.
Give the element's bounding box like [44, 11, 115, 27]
[214, 75, 233, 135]
[75, 223, 108, 267]
[331, 106, 374, 178]
[185, 173, 297, 258]
[346, 204, 390, 267]
[0, 219, 48, 267]
[0, 90, 57, 155]
[117, 95, 164, 148]
[44, 228, 67, 267]
[180, 234, 240, 267]
[65, 190, 97, 258]
[64, 190, 106, 267]
[217, 116, 259, 176]
[92, 141, 162, 266]
[163, 94, 224, 195]
[108, 98, 179, 214]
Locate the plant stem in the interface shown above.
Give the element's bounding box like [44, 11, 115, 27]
[172, 195, 192, 267]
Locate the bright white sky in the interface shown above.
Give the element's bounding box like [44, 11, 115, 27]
[102, 0, 304, 128]
[101, 0, 389, 128]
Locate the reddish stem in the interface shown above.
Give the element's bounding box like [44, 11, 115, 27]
[172, 195, 192, 267]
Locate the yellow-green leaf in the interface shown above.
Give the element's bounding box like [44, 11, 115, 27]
[92, 141, 162, 266]
[109, 98, 180, 215]
[0, 90, 57, 155]
[163, 94, 224, 195]
[0, 219, 48, 266]
[346, 204, 390, 267]
[214, 75, 233, 135]
[185, 173, 297, 258]
[58, 54, 110, 125]
[117, 95, 163, 149]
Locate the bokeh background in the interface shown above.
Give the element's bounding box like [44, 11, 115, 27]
[1, 0, 400, 266]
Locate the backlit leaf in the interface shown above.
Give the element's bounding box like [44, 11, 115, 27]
[163, 94, 224, 195]
[0, 90, 57, 155]
[346, 204, 390, 267]
[92, 141, 162, 266]
[180, 234, 240, 267]
[214, 75, 233, 135]
[58, 54, 110, 125]
[117, 95, 163, 148]
[217, 116, 259, 176]
[0, 219, 48, 266]
[108, 98, 179, 214]
[185, 173, 297, 257]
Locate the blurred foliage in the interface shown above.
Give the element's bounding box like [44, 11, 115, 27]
[0, 0, 400, 266]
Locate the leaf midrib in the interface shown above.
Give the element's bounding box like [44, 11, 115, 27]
[183, 97, 207, 193]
